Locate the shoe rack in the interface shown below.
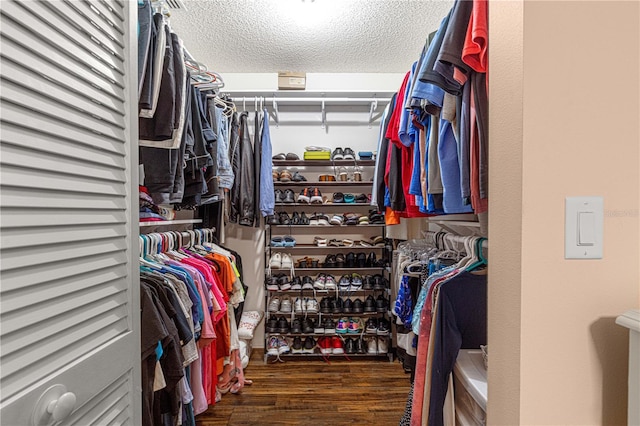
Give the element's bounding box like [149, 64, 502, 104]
[263, 159, 394, 362]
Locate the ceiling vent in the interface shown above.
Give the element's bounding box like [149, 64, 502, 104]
[164, 0, 186, 10]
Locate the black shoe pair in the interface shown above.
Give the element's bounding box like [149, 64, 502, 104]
[275, 189, 295, 203]
[290, 212, 310, 225]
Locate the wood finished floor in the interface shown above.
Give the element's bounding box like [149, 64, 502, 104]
[195, 350, 411, 426]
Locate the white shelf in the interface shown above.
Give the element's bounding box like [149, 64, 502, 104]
[139, 219, 202, 227]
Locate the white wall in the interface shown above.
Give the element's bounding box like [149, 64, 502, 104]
[224, 73, 405, 348]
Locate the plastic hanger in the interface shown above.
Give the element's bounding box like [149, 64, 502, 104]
[465, 237, 487, 271]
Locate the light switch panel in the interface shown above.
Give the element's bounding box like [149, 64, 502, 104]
[566, 197, 603, 259]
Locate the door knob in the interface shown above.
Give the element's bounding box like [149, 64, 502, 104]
[32, 384, 77, 426]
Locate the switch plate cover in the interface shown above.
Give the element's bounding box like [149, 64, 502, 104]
[565, 196, 603, 259]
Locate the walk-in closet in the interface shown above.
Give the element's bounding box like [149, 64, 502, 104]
[0, 1, 638, 425]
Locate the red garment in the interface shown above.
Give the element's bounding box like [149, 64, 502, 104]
[385, 72, 411, 147]
[469, 84, 488, 214]
[462, 0, 488, 74]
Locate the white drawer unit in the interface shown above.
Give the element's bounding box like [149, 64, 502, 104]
[454, 349, 488, 426]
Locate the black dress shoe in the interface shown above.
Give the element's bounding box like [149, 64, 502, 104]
[366, 252, 376, 267]
[376, 294, 388, 312]
[344, 337, 356, 354]
[352, 298, 364, 314]
[335, 253, 345, 268]
[357, 253, 367, 268]
[364, 295, 376, 312]
[346, 252, 356, 268]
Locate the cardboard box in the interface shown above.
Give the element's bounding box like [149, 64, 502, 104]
[278, 72, 306, 90]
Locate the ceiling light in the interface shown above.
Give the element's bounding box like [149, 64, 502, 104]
[276, 0, 337, 28]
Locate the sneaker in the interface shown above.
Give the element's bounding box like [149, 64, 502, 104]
[266, 317, 278, 333]
[362, 275, 374, 290]
[266, 275, 280, 291]
[338, 274, 351, 290]
[355, 337, 367, 354]
[310, 187, 323, 204]
[324, 275, 337, 290]
[302, 276, 315, 290]
[331, 336, 345, 355]
[324, 254, 337, 268]
[377, 318, 390, 335]
[269, 253, 282, 269]
[313, 274, 326, 290]
[281, 253, 293, 270]
[364, 295, 376, 312]
[274, 189, 284, 203]
[278, 336, 291, 354]
[366, 337, 378, 354]
[291, 276, 302, 290]
[331, 147, 344, 160]
[291, 336, 303, 354]
[323, 318, 336, 334]
[350, 273, 363, 290]
[343, 147, 355, 160]
[298, 187, 311, 204]
[313, 320, 325, 334]
[344, 337, 356, 354]
[278, 274, 292, 291]
[306, 298, 319, 313]
[318, 336, 332, 355]
[291, 318, 302, 333]
[372, 274, 386, 290]
[320, 297, 331, 314]
[352, 298, 364, 314]
[303, 336, 316, 354]
[268, 296, 281, 313]
[302, 318, 315, 334]
[377, 337, 389, 353]
[282, 189, 295, 204]
[343, 298, 354, 314]
[376, 294, 389, 313]
[336, 317, 350, 334]
[277, 316, 290, 333]
[365, 318, 378, 334]
[330, 297, 343, 314]
[280, 296, 292, 313]
[347, 317, 364, 334]
[267, 336, 280, 356]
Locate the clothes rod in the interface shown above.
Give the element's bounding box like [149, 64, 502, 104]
[231, 97, 390, 104]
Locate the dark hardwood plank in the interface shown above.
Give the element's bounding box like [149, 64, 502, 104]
[195, 350, 411, 425]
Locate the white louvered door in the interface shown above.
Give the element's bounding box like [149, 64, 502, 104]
[0, 0, 140, 425]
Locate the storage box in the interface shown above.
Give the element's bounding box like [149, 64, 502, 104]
[278, 72, 306, 90]
[303, 151, 331, 160]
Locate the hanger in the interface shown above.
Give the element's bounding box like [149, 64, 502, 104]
[465, 237, 487, 271]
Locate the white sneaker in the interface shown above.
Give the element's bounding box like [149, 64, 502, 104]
[294, 298, 304, 313]
[377, 337, 388, 353]
[367, 337, 378, 354]
[278, 337, 291, 354]
[324, 275, 337, 290]
[269, 253, 282, 269]
[314, 274, 326, 290]
[280, 296, 292, 313]
[267, 336, 280, 356]
[281, 253, 293, 269]
[268, 297, 281, 313]
[306, 298, 319, 313]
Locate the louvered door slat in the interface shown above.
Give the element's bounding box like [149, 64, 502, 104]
[0, 0, 139, 424]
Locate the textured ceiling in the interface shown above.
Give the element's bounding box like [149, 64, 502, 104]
[168, 0, 454, 73]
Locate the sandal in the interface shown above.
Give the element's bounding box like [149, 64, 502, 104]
[292, 171, 307, 182]
[333, 192, 345, 203]
[355, 193, 368, 203]
[270, 236, 285, 247]
[314, 236, 328, 247]
[337, 166, 348, 182]
[343, 193, 355, 203]
[283, 235, 296, 247]
[319, 174, 336, 182]
[335, 253, 346, 268]
[342, 238, 355, 248]
[279, 169, 293, 182]
[272, 153, 286, 160]
[328, 239, 342, 247]
[329, 214, 344, 225]
[272, 170, 280, 181]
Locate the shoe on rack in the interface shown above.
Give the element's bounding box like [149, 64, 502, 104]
[372, 274, 386, 290]
[316, 213, 330, 226]
[291, 171, 307, 182]
[283, 189, 296, 204]
[330, 297, 343, 314]
[269, 253, 282, 269]
[337, 166, 348, 182]
[274, 189, 284, 203]
[362, 275, 374, 290]
[328, 239, 342, 247]
[331, 336, 345, 355]
[347, 317, 364, 334]
[350, 273, 363, 290]
[364, 295, 376, 313]
[320, 297, 332, 314]
[303, 336, 317, 354]
[344, 337, 356, 354]
[314, 236, 328, 247]
[324, 274, 337, 290]
[346, 252, 356, 268]
[338, 274, 351, 291]
[267, 336, 280, 356]
[278, 274, 292, 291]
[279, 169, 292, 183]
[300, 212, 310, 225]
[318, 337, 332, 355]
[314, 274, 326, 290]
[268, 296, 281, 313]
[331, 147, 344, 160]
[291, 336, 303, 354]
[281, 253, 293, 270]
[355, 337, 367, 354]
[277, 316, 290, 333]
[343, 147, 355, 160]
[366, 337, 378, 354]
[355, 193, 368, 203]
[352, 298, 364, 314]
[324, 254, 337, 268]
[280, 295, 292, 313]
[270, 236, 285, 247]
[278, 336, 291, 354]
[357, 253, 367, 268]
[343, 298, 354, 314]
[336, 317, 350, 334]
[310, 188, 324, 204]
[302, 318, 315, 334]
[365, 318, 378, 334]
[266, 317, 278, 333]
[323, 318, 337, 335]
[279, 212, 292, 225]
[267, 214, 280, 226]
[332, 192, 345, 204]
[314, 319, 325, 334]
[377, 337, 389, 353]
[306, 298, 319, 313]
[298, 187, 311, 204]
[294, 297, 304, 313]
[290, 318, 302, 333]
[335, 253, 346, 268]
[301, 275, 314, 290]
[366, 252, 376, 267]
[291, 211, 301, 225]
[377, 318, 390, 335]
[329, 214, 344, 225]
[291, 276, 302, 290]
[266, 275, 280, 291]
[376, 294, 389, 313]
